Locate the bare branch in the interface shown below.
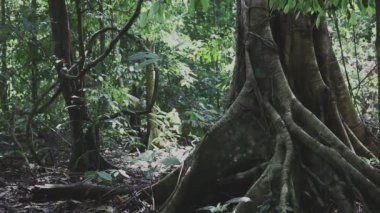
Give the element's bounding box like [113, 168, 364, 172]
[35, 88, 61, 114]
[61, 0, 144, 80]
[86, 27, 120, 56]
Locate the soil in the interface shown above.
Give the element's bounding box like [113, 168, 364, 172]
[0, 144, 189, 213]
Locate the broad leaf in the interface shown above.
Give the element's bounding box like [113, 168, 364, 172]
[128, 52, 160, 61]
[96, 171, 113, 182]
[135, 58, 160, 70]
[84, 171, 97, 178]
[160, 156, 181, 166]
[200, 0, 209, 12]
[225, 196, 251, 204]
[196, 206, 215, 211]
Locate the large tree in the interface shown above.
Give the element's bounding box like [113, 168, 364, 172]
[149, 0, 380, 212]
[48, 0, 142, 171]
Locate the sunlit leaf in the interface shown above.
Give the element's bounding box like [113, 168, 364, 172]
[84, 171, 97, 178]
[196, 206, 215, 211]
[135, 58, 160, 70]
[225, 196, 251, 204]
[128, 52, 160, 61]
[200, 0, 209, 12]
[96, 171, 113, 182]
[160, 156, 181, 166]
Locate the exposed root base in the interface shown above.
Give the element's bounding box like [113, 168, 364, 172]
[156, 1, 380, 212]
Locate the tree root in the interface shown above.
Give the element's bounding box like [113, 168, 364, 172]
[218, 162, 267, 185]
[140, 167, 181, 205]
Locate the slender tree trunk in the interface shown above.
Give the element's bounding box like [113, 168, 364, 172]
[145, 65, 154, 148]
[75, 0, 85, 71]
[376, 0, 380, 130]
[98, 1, 106, 72]
[0, 0, 8, 112]
[94, 0, 108, 125]
[152, 1, 380, 212]
[48, 0, 113, 172]
[29, 0, 39, 105]
[22, 0, 44, 166]
[144, 43, 158, 149]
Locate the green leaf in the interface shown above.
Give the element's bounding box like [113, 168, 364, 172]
[349, 12, 357, 25]
[152, 2, 160, 15]
[189, 0, 197, 14]
[159, 156, 181, 166]
[137, 11, 149, 27]
[283, 4, 291, 13]
[84, 171, 97, 178]
[189, 112, 197, 121]
[136, 58, 160, 70]
[96, 171, 113, 182]
[288, 0, 295, 7]
[128, 52, 160, 61]
[200, 0, 209, 12]
[143, 168, 156, 179]
[23, 18, 33, 31]
[137, 150, 161, 162]
[225, 196, 251, 204]
[315, 14, 323, 28]
[196, 206, 215, 211]
[268, 0, 275, 9]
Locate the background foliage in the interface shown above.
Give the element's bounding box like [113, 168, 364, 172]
[0, 0, 378, 164]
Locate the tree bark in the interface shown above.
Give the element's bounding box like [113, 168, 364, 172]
[29, 0, 39, 106]
[98, 0, 106, 73]
[0, 0, 8, 113]
[376, 0, 380, 131]
[48, 0, 113, 172]
[154, 0, 380, 212]
[144, 43, 158, 149]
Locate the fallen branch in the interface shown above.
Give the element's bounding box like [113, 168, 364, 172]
[31, 183, 131, 202]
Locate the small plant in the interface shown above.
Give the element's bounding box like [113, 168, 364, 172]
[84, 170, 113, 184]
[362, 157, 380, 167]
[133, 150, 181, 179]
[150, 107, 182, 148]
[197, 197, 251, 212]
[256, 198, 272, 213]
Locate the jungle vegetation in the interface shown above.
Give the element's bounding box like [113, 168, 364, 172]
[1, 0, 380, 212]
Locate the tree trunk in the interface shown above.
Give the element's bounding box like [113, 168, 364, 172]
[29, 0, 39, 106]
[154, 1, 380, 212]
[144, 43, 159, 149]
[0, 0, 8, 113]
[98, 0, 106, 73]
[48, 0, 113, 172]
[376, 0, 380, 130]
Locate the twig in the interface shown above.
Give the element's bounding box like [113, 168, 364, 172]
[86, 27, 120, 57]
[352, 64, 377, 90]
[35, 88, 61, 114]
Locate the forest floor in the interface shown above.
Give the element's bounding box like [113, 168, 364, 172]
[0, 144, 192, 212]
